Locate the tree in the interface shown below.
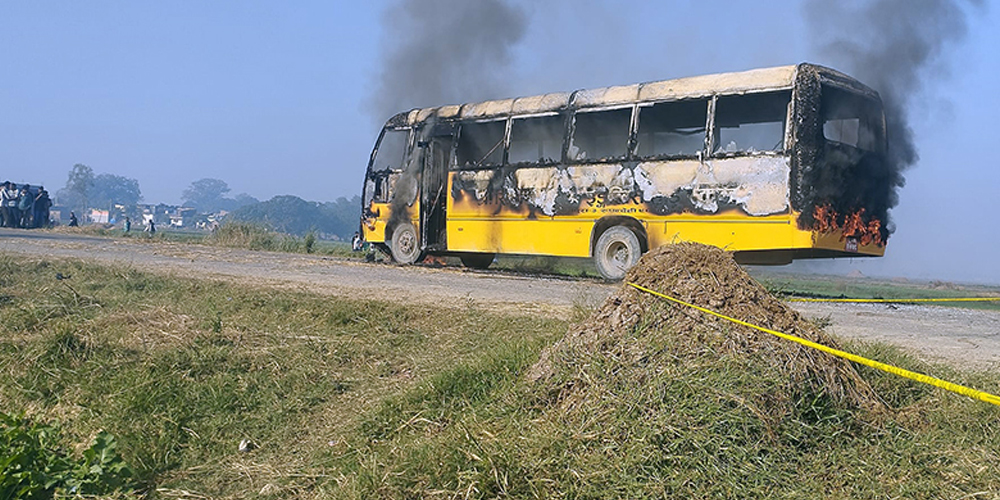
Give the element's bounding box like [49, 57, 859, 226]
[229, 193, 260, 210]
[59, 164, 95, 212]
[321, 196, 361, 238]
[229, 195, 361, 240]
[91, 174, 142, 214]
[230, 195, 324, 235]
[182, 178, 231, 211]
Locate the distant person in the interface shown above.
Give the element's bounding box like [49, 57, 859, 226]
[17, 184, 33, 228]
[0, 181, 12, 228]
[123, 216, 131, 233]
[3, 182, 21, 227]
[6, 183, 21, 228]
[68, 211, 78, 227]
[34, 187, 51, 228]
[145, 219, 156, 235]
[352, 231, 363, 251]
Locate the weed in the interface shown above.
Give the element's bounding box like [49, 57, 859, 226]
[0, 412, 134, 498]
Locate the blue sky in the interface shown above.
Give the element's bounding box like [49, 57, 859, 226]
[2, 1, 998, 283]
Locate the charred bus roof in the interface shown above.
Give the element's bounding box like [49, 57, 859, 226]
[383, 63, 880, 128]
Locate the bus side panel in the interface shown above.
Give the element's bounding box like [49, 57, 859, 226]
[362, 202, 390, 243]
[362, 201, 420, 244]
[645, 214, 795, 252]
[448, 218, 593, 257]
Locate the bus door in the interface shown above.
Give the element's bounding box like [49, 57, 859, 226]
[420, 123, 454, 251]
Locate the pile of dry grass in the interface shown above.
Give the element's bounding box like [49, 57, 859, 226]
[529, 242, 881, 410]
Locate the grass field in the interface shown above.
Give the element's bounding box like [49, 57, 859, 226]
[2, 252, 1000, 498]
[752, 269, 1000, 312]
[50, 222, 358, 258]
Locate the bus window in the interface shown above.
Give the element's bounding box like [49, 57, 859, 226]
[457, 120, 505, 168]
[372, 129, 409, 172]
[821, 86, 884, 153]
[569, 108, 632, 161]
[636, 98, 708, 159]
[714, 91, 789, 154]
[508, 115, 565, 165]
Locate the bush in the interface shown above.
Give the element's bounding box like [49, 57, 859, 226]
[0, 413, 134, 498]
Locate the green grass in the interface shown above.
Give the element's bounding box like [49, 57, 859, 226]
[0, 254, 564, 498]
[50, 222, 360, 259]
[753, 270, 1000, 312]
[2, 253, 1000, 498]
[324, 304, 1000, 499]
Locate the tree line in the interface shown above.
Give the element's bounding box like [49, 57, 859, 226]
[54, 164, 360, 240]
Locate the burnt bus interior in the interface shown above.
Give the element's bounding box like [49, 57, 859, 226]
[362, 63, 889, 261]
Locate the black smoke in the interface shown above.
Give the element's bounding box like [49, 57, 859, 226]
[369, 0, 528, 259]
[804, 0, 980, 232]
[369, 0, 528, 125]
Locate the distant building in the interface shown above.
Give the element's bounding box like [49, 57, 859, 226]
[169, 207, 198, 228]
[88, 209, 110, 224]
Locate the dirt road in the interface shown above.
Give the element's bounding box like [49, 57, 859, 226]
[3, 228, 999, 370]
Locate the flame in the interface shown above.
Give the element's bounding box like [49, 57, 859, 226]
[812, 204, 884, 247]
[422, 255, 447, 267]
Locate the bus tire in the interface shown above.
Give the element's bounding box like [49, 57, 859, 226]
[459, 253, 495, 269]
[594, 226, 641, 280]
[389, 222, 421, 264]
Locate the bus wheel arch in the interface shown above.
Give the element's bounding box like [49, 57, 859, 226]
[591, 217, 648, 280]
[388, 222, 422, 264]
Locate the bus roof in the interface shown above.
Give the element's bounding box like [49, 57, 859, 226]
[387, 63, 877, 127]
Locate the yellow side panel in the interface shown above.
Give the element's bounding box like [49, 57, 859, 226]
[362, 201, 419, 244]
[647, 215, 796, 252]
[362, 203, 390, 243]
[448, 219, 593, 257]
[810, 229, 885, 257]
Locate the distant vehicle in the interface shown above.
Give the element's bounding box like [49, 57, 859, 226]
[360, 63, 889, 279]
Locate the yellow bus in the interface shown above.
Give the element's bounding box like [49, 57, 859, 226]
[361, 63, 889, 279]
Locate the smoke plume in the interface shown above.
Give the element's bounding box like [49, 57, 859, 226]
[804, 0, 980, 227]
[370, 0, 527, 125]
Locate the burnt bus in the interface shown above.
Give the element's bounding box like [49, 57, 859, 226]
[361, 63, 889, 280]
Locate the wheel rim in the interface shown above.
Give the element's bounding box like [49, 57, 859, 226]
[606, 241, 630, 271]
[398, 230, 415, 257]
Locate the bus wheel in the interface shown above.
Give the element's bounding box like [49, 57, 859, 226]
[460, 253, 495, 269]
[390, 223, 421, 264]
[594, 226, 641, 280]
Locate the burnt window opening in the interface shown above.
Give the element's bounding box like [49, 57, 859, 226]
[368, 171, 393, 204]
[372, 129, 409, 172]
[821, 85, 885, 153]
[569, 108, 632, 162]
[367, 129, 409, 204]
[713, 91, 789, 155]
[508, 114, 565, 165]
[636, 98, 708, 159]
[457, 120, 505, 168]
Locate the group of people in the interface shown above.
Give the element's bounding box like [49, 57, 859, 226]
[1, 181, 52, 229]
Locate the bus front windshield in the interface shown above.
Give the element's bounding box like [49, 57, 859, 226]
[820, 85, 885, 154]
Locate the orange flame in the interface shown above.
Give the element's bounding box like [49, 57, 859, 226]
[422, 255, 447, 267]
[812, 204, 884, 247]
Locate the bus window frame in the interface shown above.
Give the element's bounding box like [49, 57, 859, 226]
[819, 84, 887, 154]
[366, 126, 412, 204]
[634, 97, 711, 161]
[567, 105, 636, 164]
[506, 111, 569, 168]
[452, 118, 510, 171]
[708, 88, 793, 158]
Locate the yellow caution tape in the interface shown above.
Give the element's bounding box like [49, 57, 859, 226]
[786, 296, 1000, 303]
[627, 282, 1000, 408]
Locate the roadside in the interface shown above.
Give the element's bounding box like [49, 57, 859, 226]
[2, 227, 998, 370]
